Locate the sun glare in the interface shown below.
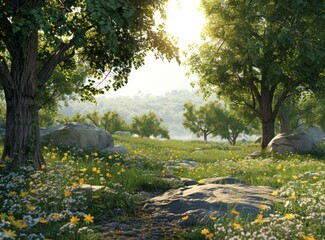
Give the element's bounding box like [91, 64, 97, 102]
[165, 0, 205, 50]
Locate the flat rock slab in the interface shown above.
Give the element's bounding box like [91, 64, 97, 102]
[144, 180, 281, 226]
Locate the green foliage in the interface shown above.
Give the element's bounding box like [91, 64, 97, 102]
[186, 0, 325, 147]
[131, 111, 170, 139]
[183, 101, 248, 144]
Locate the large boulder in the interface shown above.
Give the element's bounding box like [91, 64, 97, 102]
[144, 177, 281, 226]
[267, 125, 325, 154]
[41, 122, 114, 150]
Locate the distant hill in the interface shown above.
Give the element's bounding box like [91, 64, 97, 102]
[59, 90, 212, 139]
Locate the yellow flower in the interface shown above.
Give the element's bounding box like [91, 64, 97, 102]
[84, 214, 94, 223]
[277, 179, 281, 183]
[85, 155, 89, 160]
[7, 215, 15, 221]
[301, 234, 315, 240]
[2, 229, 17, 239]
[39, 218, 49, 223]
[231, 209, 240, 215]
[255, 214, 264, 223]
[198, 179, 204, 185]
[120, 168, 126, 173]
[10, 219, 28, 229]
[206, 233, 214, 239]
[259, 204, 266, 211]
[0, 164, 7, 168]
[51, 215, 62, 219]
[41, 164, 46, 169]
[72, 182, 78, 188]
[271, 191, 278, 196]
[80, 168, 87, 172]
[201, 228, 210, 235]
[108, 155, 113, 160]
[233, 222, 241, 228]
[106, 173, 113, 178]
[9, 191, 17, 196]
[79, 178, 85, 184]
[29, 181, 34, 185]
[4, 155, 10, 161]
[51, 154, 56, 160]
[64, 190, 71, 197]
[209, 216, 217, 220]
[301, 180, 308, 184]
[96, 169, 101, 174]
[61, 156, 67, 161]
[92, 167, 97, 172]
[285, 213, 294, 220]
[181, 215, 189, 221]
[70, 216, 79, 224]
[26, 205, 36, 211]
[293, 175, 298, 180]
[92, 195, 100, 199]
[30, 189, 37, 194]
[289, 195, 296, 200]
[0, 213, 7, 219]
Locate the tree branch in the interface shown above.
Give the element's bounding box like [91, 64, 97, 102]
[38, 42, 74, 90]
[273, 89, 289, 119]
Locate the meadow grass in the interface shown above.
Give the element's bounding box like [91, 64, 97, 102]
[0, 137, 324, 239]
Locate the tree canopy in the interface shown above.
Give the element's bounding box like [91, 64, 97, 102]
[0, 0, 178, 169]
[186, 0, 325, 149]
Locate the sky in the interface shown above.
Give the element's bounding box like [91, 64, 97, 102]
[105, 0, 206, 98]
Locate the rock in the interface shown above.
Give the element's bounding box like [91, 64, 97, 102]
[79, 184, 105, 192]
[114, 131, 132, 136]
[180, 178, 198, 186]
[41, 122, 114, 150]
[164, 160, 198, 169]
[247, 150, 261, 159]
[199, 176, 248, 185]
[267, 125, 325, 154]
[101, 145, 127, 156]
[255, 137, 262, 144]
[144, 178, 281, 226]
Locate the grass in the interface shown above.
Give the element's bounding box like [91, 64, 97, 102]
[0, 136, 324, 239]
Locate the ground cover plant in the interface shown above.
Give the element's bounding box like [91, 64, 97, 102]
[0, 136, 324, 239]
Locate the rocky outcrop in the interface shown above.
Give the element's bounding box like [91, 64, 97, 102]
[144, 177, 281, 226]
[267, 125, 325, 154]
[41, 122, 114, 150]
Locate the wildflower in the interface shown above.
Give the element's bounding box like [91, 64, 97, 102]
[92, 152, 98, 157]
[85, 155, 89, 160]
[206, 233, 214, 239]
[301, 180, 308, 184]
[84, 214, 94, 223]
[231, 209, 240, 215]
[9, 191, 17, 196]
[259, 204, 266, 211]
[285, 213, 294, 220]
[108, 155, 113, 160]
[209, 216, 217, 220]
[80, 168, 87, 172]
[271, 191, 278, 196]
[92, 167, 97, 172]
[4, 155, 10, 161]
[106, 173, 113, 178]
[72, 182, 78, 188]
[0, 164, 6, 168]
[198, 179, 204, 185]
[70, 216, 79, 224]
[26, 205, 36, 211]
[61, 156, 67, 161]
[201, 228, 210, 235]
[96, 168, 101, 174]
[255, 214, 264, 223]
[181, 215, 189, 221]
[2, 229, 17, 239]
[79, 178, 85, 184]
[120, 168, 126, 173]
[51, 215, 62, 219]
[293, 175, 298, 180]
[10, 219, 28, 229]
[289, 195, 296, 200]
[29, 181, 34, 185]
[41, 164, 46, 169]
[0, 213, 7, 219]
[39, 219, 49, 223]
[30, 189, 37, 194]
[64, 190, 71, 197]
[232, 221, 241, 228]
[92, 195, 100, 199]
[301, 235, 315, 240]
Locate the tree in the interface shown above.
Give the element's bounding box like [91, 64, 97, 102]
[183, 101, 223, 143]
[0, 0, 177, 169]
[131, 111, 170, 139]
[186, 0, 325, 149]
[101, 111, 128, 133]
[183, 101, 248, 144]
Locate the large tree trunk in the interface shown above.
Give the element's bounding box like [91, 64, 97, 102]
[3, 93, 45, 169]
[1, 32, 45, 170]
[260, 87, 276, 149]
